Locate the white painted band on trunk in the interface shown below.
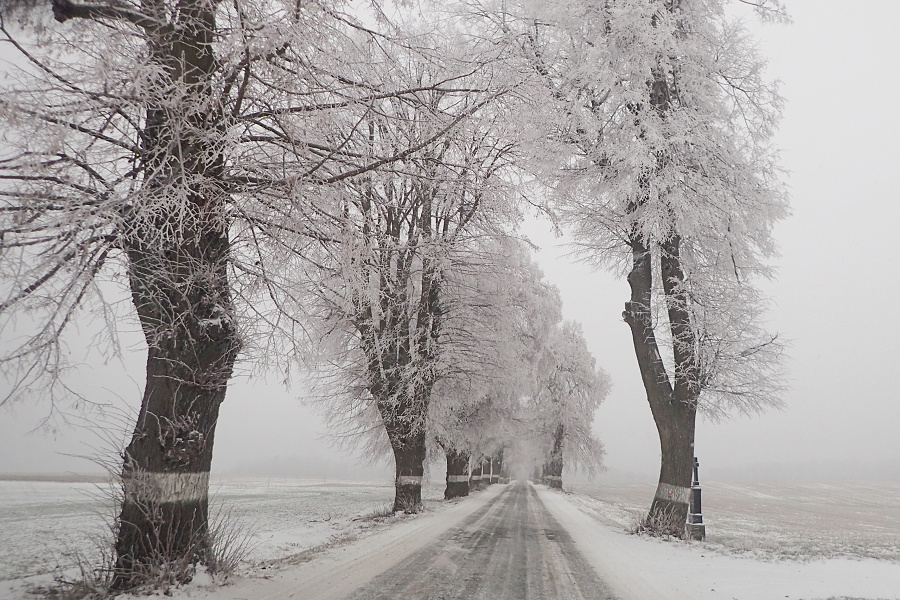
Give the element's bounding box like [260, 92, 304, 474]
[654, 482, 691, 504]
[124, 471, 210, 504]
[396, 476, 422, 485]
[447, 475, 469, 483]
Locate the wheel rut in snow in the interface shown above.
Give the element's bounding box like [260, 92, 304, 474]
[342, 482, 618, 600]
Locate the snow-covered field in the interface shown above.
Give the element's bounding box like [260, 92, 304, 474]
[1, 477, 898, 599]
[0, 476, 443, 593]
[570, 481, 900, 562]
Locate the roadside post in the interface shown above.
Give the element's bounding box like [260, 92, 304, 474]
[687, 457, 706, 541]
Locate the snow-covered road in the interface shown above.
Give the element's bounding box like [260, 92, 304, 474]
[342, 481, 617, 599]
[194, 481, 898, 600]
[171, 482, 620, 600]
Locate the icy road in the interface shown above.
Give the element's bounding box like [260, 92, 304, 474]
[342, 481, 617, 600]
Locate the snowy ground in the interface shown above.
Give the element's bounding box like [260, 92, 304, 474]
[547, 484, 900, 600]
[1, 477, 898, 599]
[0, 476, 443, 597]
[571, 481, 900, 562]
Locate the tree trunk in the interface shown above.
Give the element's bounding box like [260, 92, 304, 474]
[106, 0, 237, 584]
[389, 426, 426, 512]
[647, 399, 695, 529]
[543, 424, 564, 489]
[114, 325, 236, 586]
[623, 235, 698, 536]
[115, 219, 238, 586]
[470, 458, 483, 486]
[444, 448, 470, 499]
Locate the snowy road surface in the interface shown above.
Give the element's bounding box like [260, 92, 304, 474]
[342, 481, 617, 600]
[183, 482, 618, 600]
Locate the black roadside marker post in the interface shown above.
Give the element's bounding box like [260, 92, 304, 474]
[687, 456, 706, 541]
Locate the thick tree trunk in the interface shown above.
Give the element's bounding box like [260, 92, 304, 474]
[376, 381, 428, 513]
[389, 427, 426, 512]
[114, 328, 236, 585]
[543, 424, 565, 489]
[444, 448, 470, 499]
[107, 0, 236, 583]
[368, 357, 430, 513]
[115, 221, 237, 586]
[623, 236, 698, 536]
[647, 400, 695, 527]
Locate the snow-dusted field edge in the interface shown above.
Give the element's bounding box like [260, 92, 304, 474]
[571, 481, 900, 562]
[0, 476, 442, 598]
[2, 478, 898, 599]
[545, 485, 900, 600]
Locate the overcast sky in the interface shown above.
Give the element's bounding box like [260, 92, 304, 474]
[2, 0, 898, 482]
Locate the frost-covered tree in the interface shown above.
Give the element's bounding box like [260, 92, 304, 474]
[427, 240, 563, 498]
[286, 39, 521, 511]
[493, 0, 789, 532]
[0, 0, 488, 584]
[531, 321, 609, 489]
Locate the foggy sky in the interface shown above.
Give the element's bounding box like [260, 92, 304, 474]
[2, 0, 899, 482]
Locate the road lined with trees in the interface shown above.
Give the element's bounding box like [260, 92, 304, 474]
[0, 0, 788, 591]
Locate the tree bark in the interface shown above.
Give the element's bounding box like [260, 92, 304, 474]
[543, 424, 564, 489]
[623, 235, 697, 535]
[470, 457, 483, 487]
[444, 448, 470, 499]
[114, 170, 238, 587]
[114, 281, 237, 585]
[389, 427, 426, 512]
[101, 0, 238, 585]
[377, 380, 428, 513]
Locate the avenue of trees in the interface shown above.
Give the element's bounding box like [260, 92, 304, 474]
[482, 0, 788, 528]
[0, 0, 788, 589]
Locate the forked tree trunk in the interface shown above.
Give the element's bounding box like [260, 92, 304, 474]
[542, 424, 564, 489]
[623, 236, 698, 536]
[444, 448, 470, 499]
[382, 221, 441, 513]
[621, 0, 701, 537]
